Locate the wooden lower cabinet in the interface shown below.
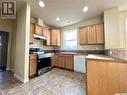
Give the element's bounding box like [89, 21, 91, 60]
[58, 55, 66, 68]
[87, 60, 127, 95]
[51, 54, 74, 70]
[51, 54, 58, 67]
[65, 55, 73, 70]
[29, 54, 37, 78]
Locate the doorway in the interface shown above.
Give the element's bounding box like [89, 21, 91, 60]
[0, 31, 9, 71]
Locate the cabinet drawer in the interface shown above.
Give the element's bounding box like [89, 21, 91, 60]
[29, 54, 37, 60]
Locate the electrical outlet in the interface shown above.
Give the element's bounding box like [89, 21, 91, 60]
[110, 51, 112, 54]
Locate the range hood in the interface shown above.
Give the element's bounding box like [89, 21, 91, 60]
[33, 34, 47, 40]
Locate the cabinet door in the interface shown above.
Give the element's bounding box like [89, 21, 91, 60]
[56, 29, 61, 46]
[51, 29, 57, 46]
[87, 26, 97, 44]
[43, 28, 51, 45]
[35, 25, 43, 35]
[79, 27, 87, 45]
[29, 54, 37, 77]
[58, 55, 65, 68]
[51, 54, 58, 67]
[96, 24, 104, 44]
[29, 23, 34, 44]
[65, 55, 74, 70]
[51, 29, 61, 46]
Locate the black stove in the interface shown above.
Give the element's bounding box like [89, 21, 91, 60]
[30, 48, 52, 75]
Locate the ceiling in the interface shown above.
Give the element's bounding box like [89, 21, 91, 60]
[16, 0, 127, 27]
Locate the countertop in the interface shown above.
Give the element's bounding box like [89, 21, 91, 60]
[55, 52, 88, 55]
[86, 54, 127, 63]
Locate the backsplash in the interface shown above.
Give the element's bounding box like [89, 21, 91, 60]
[106, 49, 127, 60]
[29, 39, 59, 50]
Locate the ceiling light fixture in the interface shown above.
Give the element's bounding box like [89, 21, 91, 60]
[56, 17, 60, 21]
[39, 0, 45, 8]
[83, 6, 88, 12]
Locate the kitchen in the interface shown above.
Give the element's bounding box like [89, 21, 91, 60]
[0, 0, 127, 95]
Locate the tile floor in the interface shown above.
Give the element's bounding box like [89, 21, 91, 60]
[0, 68, 86, 95]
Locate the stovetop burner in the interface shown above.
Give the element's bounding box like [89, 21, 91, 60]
[30, 48, 44, 53]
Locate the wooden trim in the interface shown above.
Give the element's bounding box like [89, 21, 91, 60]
[79, 23, 104, 29]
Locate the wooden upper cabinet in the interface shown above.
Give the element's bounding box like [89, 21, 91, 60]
[79, 27, 87, 45]
[43, 27, 51, 45]
[35, 24, 43, 35]
[51, 29, 61, 46]
[96, 24, 104, 44]
[29, 23, 34, 44]
[87, 25, 97, 44]
[79, 24, 104, 45]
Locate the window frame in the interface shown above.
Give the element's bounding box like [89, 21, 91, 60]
[63, 29, 77, 50]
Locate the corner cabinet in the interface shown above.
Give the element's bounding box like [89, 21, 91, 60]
[79, 24, 104, 45]
[51, 29, 61, 46]
[51, 54, 74, 70]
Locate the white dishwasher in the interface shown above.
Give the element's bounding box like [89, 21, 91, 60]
[74, 55, 86, 73]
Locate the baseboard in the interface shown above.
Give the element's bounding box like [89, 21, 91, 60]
[6, 68, 14, 72]
[6, 68, 10, 71]
[14, 74, 29, 84]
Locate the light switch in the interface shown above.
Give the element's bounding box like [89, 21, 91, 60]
[110, 51, 112, 54]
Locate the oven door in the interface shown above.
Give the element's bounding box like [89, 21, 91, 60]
[37, 57, 51, 75]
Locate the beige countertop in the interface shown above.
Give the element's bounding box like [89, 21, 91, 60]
[86, 54, 127, 63]
[55, 52, 88, 55]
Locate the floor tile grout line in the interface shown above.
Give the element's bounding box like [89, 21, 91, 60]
[0, 89, 5, 95]
[19, 85, 31, 93]
[1, 68, 86, 95]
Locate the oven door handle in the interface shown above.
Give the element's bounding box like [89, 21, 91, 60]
[38, 60, 40, 62]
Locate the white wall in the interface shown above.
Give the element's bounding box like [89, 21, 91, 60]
[14, 3, 30, 83]
[61, 17, 104, 50]
[10, 20, 17, 71]
[29, 39, 58, 50]
[119, 10, 127, 48]
[104, 8, 120, 49]
[0, 20, 14, 32]
[0, 19, 16, 71]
